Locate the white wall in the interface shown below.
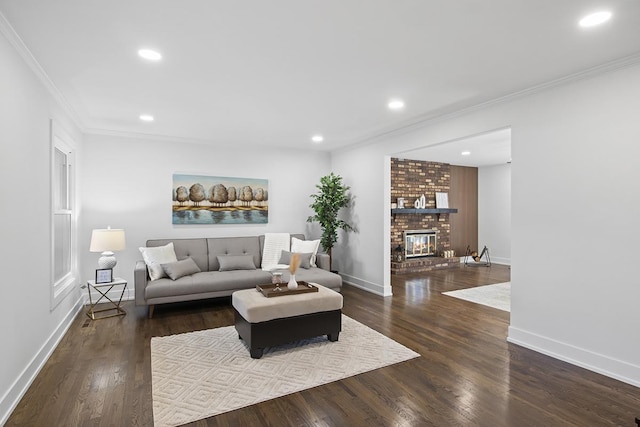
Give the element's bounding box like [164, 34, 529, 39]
[79, 134, 332, 287]
[332, 63, 640, 387]
[478, 163, 511, 265]
[0, 29, 84, 424]
[507, 66, 639, 386]
[330, 146, 392, 295]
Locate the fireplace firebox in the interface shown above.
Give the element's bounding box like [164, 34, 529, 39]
[404, 229, 438, 258]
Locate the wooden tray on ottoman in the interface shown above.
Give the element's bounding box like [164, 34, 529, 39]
[256, 281, 318, 297]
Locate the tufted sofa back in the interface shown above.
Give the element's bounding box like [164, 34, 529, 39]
[145, 234, 308, 273]
[207, 236, 262, 271]
[145, 238, 209, 272]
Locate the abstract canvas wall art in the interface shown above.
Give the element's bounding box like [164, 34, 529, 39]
[172, 174, 268, 224]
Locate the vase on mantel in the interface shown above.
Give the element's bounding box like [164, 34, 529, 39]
[287, 274, 298, 289]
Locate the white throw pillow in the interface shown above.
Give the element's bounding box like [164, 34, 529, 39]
[291, 237, 321, 267]
[139, 242, 178, 280]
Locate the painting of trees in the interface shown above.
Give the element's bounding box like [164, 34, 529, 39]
[172, 174, 268, 224]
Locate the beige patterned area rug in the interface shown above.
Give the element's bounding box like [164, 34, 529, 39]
[151, 315, 420, 427]
[443, 282, 511, 312]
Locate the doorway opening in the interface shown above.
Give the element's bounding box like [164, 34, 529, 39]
[389, 127, 511, 280]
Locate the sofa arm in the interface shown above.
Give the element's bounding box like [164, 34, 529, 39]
[316, 253, 331, 271]
[134, 260, 149, 306]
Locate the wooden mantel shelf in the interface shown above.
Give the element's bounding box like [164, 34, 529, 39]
[391, 208, 458, 214]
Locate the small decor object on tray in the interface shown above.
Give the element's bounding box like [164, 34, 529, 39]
[270, 272, 283, 292]
[287, 253, 301, 289]
[271, 272, 283, 285]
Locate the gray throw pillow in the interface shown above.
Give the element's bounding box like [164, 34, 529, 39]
[161, 257, 201, 280]
[278, 250, 313, 269]
[218, 254, 256, 271]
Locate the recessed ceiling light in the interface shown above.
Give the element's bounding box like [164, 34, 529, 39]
[311, 135, 324, 143]
[138, 49, 162, 61]
[139, 114, 154, 122]
[579, 11, 612, 28]
[388, 100, 405, 110]
[461, 151, 471, 156]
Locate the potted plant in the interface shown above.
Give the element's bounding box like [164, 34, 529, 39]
[307, 173, 354, 271]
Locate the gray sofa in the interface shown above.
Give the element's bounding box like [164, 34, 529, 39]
[134, 234, 341, 317]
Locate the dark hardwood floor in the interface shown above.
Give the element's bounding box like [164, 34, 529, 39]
[7, 264, 639, 426]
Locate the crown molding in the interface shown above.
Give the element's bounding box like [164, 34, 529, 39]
[85, 127, 217, 146]
[0, 11, 85, 131]
[336, 52, 640, 154]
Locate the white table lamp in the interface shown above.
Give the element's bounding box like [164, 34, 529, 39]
[90, 227, 126, 269]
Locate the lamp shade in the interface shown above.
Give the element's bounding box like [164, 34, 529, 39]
[89, 228, 126, 252]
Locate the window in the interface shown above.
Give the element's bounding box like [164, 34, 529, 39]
[51, 121, 76, 308]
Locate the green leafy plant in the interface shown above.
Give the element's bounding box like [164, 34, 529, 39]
[307, 173, 354, 268]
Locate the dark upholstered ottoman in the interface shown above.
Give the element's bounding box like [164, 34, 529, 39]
[232, 284, 343, 359]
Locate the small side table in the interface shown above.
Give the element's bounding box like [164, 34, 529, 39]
[86, 277, 127, 320]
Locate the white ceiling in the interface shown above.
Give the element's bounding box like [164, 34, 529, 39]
[1, 1, 639, 153]
[395, 128, 511, 167]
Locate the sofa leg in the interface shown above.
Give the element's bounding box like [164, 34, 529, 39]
[148, 305, 155, 319]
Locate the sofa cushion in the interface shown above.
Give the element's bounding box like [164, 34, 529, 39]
[207, 236, 261, 271]
[139, 243, 178, 280]
[278, 250, 313, 269]
[145, 270, 273, 299]
[218, 254, 256, 271]
[291, 237, 321, 267]
[162, 257, 201, 280]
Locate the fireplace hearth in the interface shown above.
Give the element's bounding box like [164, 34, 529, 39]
[404, 229, 438, 258]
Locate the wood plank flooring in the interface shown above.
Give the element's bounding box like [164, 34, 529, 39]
[6, 264, 640, 426]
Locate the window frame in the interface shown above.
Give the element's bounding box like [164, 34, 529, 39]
[50, 120, 77, 309]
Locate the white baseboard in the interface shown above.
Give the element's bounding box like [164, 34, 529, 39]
[0, 295, 84, 426]
[508, 326, 640, 388]
[490, 256, 511, 265]
[341, 273, 392, 297]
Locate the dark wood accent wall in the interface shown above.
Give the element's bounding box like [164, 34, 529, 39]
[449, 165, 478, 256]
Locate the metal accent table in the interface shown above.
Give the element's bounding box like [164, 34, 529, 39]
[86, 277, 127, 320]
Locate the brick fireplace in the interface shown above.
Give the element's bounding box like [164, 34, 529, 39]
[391, 158, 459, 274]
